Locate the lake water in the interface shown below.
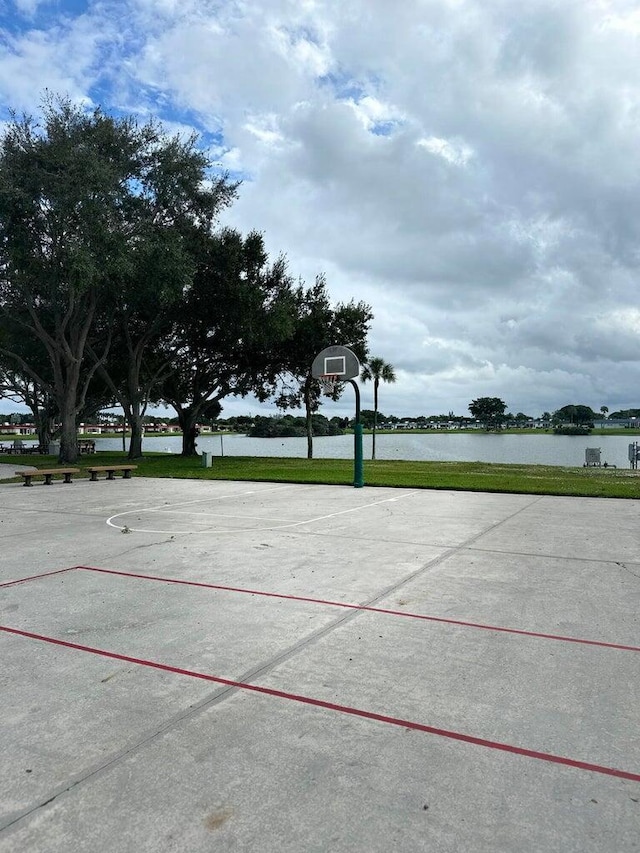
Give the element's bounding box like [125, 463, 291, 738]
[94, 432, 638, 468]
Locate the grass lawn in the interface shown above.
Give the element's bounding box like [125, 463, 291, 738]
[5, 451, 640, 499]
[372, 427, 640, 436]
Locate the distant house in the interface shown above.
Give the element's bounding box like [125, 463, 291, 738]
[592, 418, 629, 429]
[0, 423, 36, 435]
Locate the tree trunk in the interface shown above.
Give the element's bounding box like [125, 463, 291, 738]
[178, 408, 199, 456]
[59, 399, 78, 463]
[127, 400, 144, 460]
[128, 421, 143, 459]
[37, 420, 52, 452]
[304, 378, 313, 459]
[182, 427, 198, 456]
[27, 399, 52, 451]
[372, 379, 378, 461]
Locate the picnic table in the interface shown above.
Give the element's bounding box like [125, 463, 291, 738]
[0, 439, 95, 455]
[0, 441, 41, 455]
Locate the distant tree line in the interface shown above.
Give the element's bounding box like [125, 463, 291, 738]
[4, 400, 637, 436]
[607, 408, 640, 420]
[466, 400, 633, 433]
[248, 414, 348, 438]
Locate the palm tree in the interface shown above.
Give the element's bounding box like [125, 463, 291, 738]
[361, 357, 396, 460]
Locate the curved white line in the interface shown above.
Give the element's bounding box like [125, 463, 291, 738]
[106, 490, 419, 535]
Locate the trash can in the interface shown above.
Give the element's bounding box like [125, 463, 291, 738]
[201, 451, 212, 468]
[49, 440, 60, 457]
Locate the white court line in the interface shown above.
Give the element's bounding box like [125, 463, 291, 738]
[149, 509, 302, 523]
[105, 483, 297, 530]
[127, 483, 298, 514]
[106, 489, 420, 535]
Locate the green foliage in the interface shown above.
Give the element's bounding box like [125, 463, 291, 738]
[552, 404, 597, 425]
[248, 413, 344, 438]
[608, 408, 640, 419]
[0, 94, 235, 462]
[155, 228, 298, 454]
[360, 409, 389, 429]
[553, 425, 592, 435]
[249, 415, 306, 438]
[361, 358, 396, 386]
[361, 356, 396, 459]
[275, 276, 372, 410]
[468, 397, 507, 430]
[0, 94, 372, 463]
[227, 415, 255, 431]
[200, 400, 223, 423]
[271, 275, 372, 458]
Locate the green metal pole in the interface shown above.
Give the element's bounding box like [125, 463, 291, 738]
[353, 422, 364, 487]
[349, 380, 364, 488]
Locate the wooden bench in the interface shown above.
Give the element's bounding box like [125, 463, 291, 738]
[86, 465, 137, 482]
[17, 468, 80, 486]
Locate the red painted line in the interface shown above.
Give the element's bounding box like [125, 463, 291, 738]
[77, 566, 640, 654]
[0, 567, 78, 588]
[2, 623, 639, 784]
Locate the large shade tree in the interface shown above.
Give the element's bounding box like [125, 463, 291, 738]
[360, 357, 396, 460]
[88, 190, 235, 460]
[273, 276, 372, 458]
[553, 404, 597, 426]
[156, 228, 298, 456]
[469, 397, 507, 430]
[0, 95, 232, 462]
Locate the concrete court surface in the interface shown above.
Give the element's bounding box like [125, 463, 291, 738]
[0, 474, 639, 852]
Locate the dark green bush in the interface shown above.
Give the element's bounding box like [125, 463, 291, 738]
[553, 425, 591, 436]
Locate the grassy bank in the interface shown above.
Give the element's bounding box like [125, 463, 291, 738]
[372, 427, 640, 436]
[5, 451, 640, 499]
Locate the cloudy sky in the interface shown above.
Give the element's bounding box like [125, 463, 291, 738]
[2, 0, 640, 420]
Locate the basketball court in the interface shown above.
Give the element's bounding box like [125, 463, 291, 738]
[1, 475, 638, 851]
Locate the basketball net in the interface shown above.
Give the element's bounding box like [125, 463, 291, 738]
[319, 374, 339, 395]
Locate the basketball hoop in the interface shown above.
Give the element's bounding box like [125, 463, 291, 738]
[319, 374, 339, 395]
[311, 345, 363, 487]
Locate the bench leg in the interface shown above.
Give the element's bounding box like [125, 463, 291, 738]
[63, 473, 73, 484]
[23, 477, 33, 487]
[106, 470, 115, 480]
[90, 471, 99, 482]
[44, 474, 53, 485]
[123, 469, 132, 479]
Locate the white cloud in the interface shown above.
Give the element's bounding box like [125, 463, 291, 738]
[243, 113, 285, 146]
[346, 95, 404, 133]
[417, 135, 474, 166]
[0, 8, 118, 111]
[12, 0, 51, 17]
